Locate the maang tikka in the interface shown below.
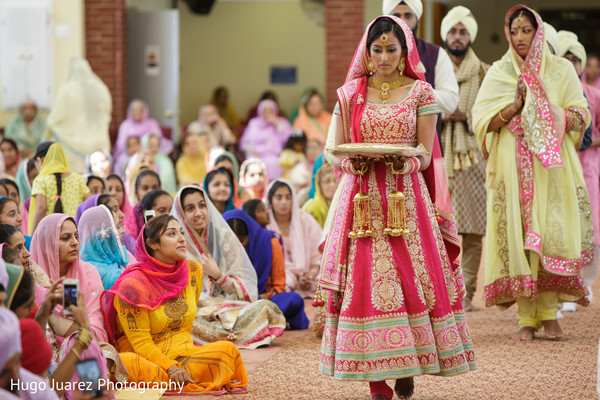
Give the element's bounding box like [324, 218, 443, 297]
[516, 11, 523, 28]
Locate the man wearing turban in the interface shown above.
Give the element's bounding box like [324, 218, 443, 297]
[558, 30, 600, 311]
[439, 5, 488, 312]
[543, 23, 560, 55]
[382, 0, 459, 144]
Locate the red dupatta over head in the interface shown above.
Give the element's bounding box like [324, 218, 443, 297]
[101, 222, 189, 344]
[320, 16, 460, 294]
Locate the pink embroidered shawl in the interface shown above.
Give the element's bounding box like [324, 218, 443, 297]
[501, 5, 574, 168]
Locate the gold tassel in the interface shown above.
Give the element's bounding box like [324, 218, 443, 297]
[384, 191, 409, 236]
[454, 154, 461, 171]
[311, 288, 325, 307]
[462, 153, 472, 170]
[349, 192, 373, 239]
[469, 148, 479, 165]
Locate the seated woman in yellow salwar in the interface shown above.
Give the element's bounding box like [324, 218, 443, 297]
[101, 214, 248, 395]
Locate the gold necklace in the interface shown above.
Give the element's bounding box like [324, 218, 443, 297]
[368, 74, 404, 103]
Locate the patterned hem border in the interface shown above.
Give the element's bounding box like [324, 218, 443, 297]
[320, 357, 476, 382]
[541, 248, 594, 276]
[320, 350, 475, 382]
[484, 274, 589, 307]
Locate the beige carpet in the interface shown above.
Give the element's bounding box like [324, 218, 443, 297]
[166, 261, 600, 399]
[232, 302, 598, 399]
[164, 296, 598, 399]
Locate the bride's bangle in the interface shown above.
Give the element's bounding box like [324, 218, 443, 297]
[397, 157, 420, 174]
[341, 159, 352, 174]
[341, 159, 365, 175]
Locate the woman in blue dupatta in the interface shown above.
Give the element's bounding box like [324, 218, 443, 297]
[79, 205, 129, 290]
[75, 193, 136, 255]
[224, 209, 309, 330]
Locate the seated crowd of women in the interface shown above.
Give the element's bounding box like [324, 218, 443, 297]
[0, 100, 339, 397]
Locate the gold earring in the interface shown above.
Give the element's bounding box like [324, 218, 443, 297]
[367, 59, 375, 74]
[398, 57, 405, 74]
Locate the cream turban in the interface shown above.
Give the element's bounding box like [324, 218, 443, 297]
[543, 22, 560, 55]
[558, 30, 587, 67]
[440, 6, 478, 43]
[382, 0, 423, 20]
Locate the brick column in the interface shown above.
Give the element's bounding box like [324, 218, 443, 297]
[324, 0, 364, 111]
[85, 0, 127, 127]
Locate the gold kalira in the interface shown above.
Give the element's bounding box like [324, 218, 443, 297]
[349, 163, 410, 239]
[349, 162, 373, 239]
[385, 191, 409, 236]
[349, 192, 374, 239]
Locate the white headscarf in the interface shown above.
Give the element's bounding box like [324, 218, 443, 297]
[0, 308, 21, 371]
[45, 58, 112, 174]
[382, 0, 422, 20]
[171, 185, 258, 302]
[543, 22, 560, 55]
[558, 30, 587, 67]
[440, 5, 478, 43]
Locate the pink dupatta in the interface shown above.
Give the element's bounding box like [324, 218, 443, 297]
[101, 224, 189, 345]
[115, 100, 173, 162]
[265, 179, 323, 275]
[320, 16, 460, 294]
[30, 214, 108, 342]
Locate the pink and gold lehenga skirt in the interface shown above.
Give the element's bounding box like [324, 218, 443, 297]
[320, 164, 476, 381]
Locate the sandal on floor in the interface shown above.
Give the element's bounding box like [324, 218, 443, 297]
[395, 377, 415, 399]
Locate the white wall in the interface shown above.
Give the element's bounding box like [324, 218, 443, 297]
[0, 0, 84, 126]
[178, 1, 325, 125]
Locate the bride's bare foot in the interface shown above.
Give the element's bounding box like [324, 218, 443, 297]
[511, 326, 535, 341]
[542, 320, 565, 340]
[462, 298, 479, 312]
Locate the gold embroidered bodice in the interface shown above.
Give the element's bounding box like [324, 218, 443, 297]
[359, 84, 421, 146]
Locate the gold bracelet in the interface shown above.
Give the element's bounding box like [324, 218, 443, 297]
[386, 161, 403, 175]
[76, 328, 93, 349]
[71, 347, 81, 360]
[351, 161, 368, 175]
[498, 108, 510, 124]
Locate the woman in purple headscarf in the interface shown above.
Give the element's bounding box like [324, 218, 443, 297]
[239, 100, 291, 181]
[114, 100, 173, 176]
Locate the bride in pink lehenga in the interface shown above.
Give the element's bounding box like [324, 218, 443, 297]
[319, 16, 475, 400]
